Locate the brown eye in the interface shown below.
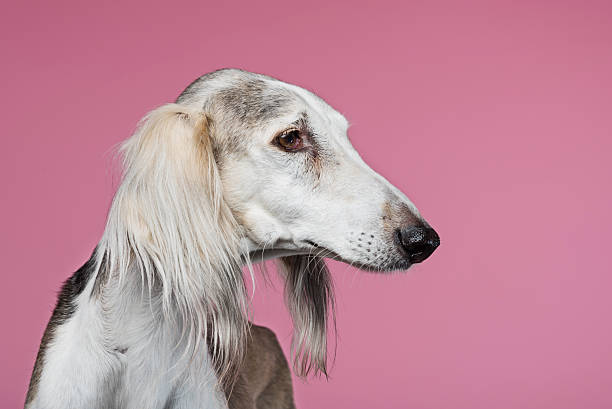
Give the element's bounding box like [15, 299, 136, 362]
[276, 130, 303, 151]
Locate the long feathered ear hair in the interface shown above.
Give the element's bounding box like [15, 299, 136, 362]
[96, 103, 249, 385]
[279, 255, 336, 377]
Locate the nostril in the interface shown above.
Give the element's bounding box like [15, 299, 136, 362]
[396, 225, 440, 264]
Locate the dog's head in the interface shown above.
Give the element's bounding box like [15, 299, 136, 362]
[177, 69, 439, 272]
[110, 69, 438, 382]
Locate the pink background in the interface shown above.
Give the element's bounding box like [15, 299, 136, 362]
[2, 1, 612, 408]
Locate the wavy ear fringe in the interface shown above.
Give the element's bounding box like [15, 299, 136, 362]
[279, 255, 336, 378]
[97, 103, 249, 385]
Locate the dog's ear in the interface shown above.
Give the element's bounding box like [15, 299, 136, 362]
[103, 103, 248, 384]
[278, 255, 335, 378]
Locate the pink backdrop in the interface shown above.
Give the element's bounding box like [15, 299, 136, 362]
[2, 1, 612, 408]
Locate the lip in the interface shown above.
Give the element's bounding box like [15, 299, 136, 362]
[303, 240, 411, 272]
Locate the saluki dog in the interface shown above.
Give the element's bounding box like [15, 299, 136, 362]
[26, 69, 440, 409]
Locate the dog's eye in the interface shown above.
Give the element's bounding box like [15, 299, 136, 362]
[276, 130, 303, 151]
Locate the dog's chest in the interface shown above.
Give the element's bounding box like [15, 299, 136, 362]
[110, 293, 228, 408]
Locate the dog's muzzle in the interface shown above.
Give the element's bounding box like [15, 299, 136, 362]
[395, 225, 440, 263]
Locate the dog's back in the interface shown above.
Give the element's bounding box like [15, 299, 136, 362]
[226, 324, 296, 409]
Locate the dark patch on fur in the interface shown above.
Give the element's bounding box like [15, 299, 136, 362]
[224, 324, 296, 409]
[215, 79, 293, 125]
[25, 249, 100, 405]
[91, 251, 109, 298]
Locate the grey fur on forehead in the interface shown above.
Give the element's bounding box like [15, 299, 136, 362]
[175, 69, 344, 126]
[177, 69, 297, 123]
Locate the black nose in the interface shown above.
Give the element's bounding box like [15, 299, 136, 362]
[396, 225, 440, 263]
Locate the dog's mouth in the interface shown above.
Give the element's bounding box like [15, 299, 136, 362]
[303, 240, 412, 272]
[246, 237, 413, 272]
[304, 239, 321, 249]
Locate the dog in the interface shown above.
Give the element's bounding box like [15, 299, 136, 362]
[25, 69, 439, 409]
